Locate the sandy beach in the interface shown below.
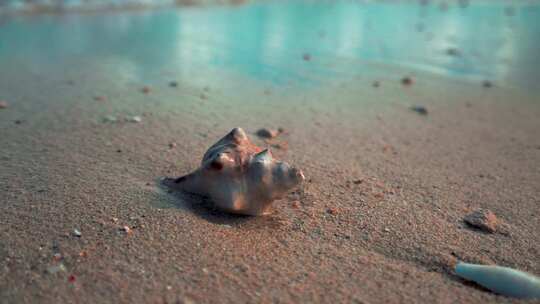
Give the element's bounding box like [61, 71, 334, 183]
[1, 2, 540, 303]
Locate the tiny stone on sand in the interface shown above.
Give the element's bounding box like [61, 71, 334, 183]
[401, 76, 414, 86]
[327, 207, 339, 215]
[103, 115, 117, 123]
[121, 225, 132, 234]
[464, 209, 498, 233]
[129, 116, 142, 123]
[410, 105, 428, 115]
[141, 86, 151, 94]
[53, 253, 62, 261]
[0, 101, 8, 109]
[255, 128, 282, 139]
[446, 48, 461, 57]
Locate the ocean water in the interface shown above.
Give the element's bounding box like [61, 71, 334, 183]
[0, 1, 539, 91]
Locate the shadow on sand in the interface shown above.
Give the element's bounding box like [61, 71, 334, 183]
[151, 177, 286, 230]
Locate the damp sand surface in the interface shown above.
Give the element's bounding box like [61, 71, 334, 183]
[1, 2, 540, 303]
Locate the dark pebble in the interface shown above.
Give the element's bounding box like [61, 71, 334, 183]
[401, 76, 414, 86]
[446, 48, 461, 57]
[410, 105, 428, 115]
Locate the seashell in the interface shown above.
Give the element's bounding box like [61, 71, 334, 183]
[163, 127, 304, 215]
[455, 262, 540, 299]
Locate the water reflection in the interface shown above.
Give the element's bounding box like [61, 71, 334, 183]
[0, 1, 539, 90]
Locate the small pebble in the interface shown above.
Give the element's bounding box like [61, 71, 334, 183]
[93, 96, 106, 102]
[129, 116, 142, 123]
[73, 229, 82, 237]
[169, 142, 177, 149]
[483, 80, 493, 88]
[14, 120, 23, 125]
[302, 53, 311, 61]
[169, 81, 178, 87]
[464, 209, 498, 233]
[103, 115, 117, 123]
[121, 225, 132, 234]
[372, 81, 380, 88]
[410, 105, 428, 115]
[0, 100, 8, 109]
[52, 253, 62, 261]
[141, 86, 151, 94]
[256, 128, 281, 139]
[327, 207, 339, 215]
[401, 76, 414, 86]
[446, 48, 461, 57]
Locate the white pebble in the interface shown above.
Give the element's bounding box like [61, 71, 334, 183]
[130, 116, 142, 123]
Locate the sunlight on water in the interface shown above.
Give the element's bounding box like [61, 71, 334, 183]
[0, 1, 539, 91]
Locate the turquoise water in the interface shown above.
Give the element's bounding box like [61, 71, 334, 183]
[0, 1, 539, 90]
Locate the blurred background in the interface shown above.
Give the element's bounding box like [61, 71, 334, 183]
[1, 0, 539, 92]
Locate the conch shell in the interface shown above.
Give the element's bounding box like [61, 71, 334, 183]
[163, 127, 304, 215]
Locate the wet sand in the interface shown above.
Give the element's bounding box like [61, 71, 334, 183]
[1, 61, 539, 303]
[1, 3, 540, 304]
